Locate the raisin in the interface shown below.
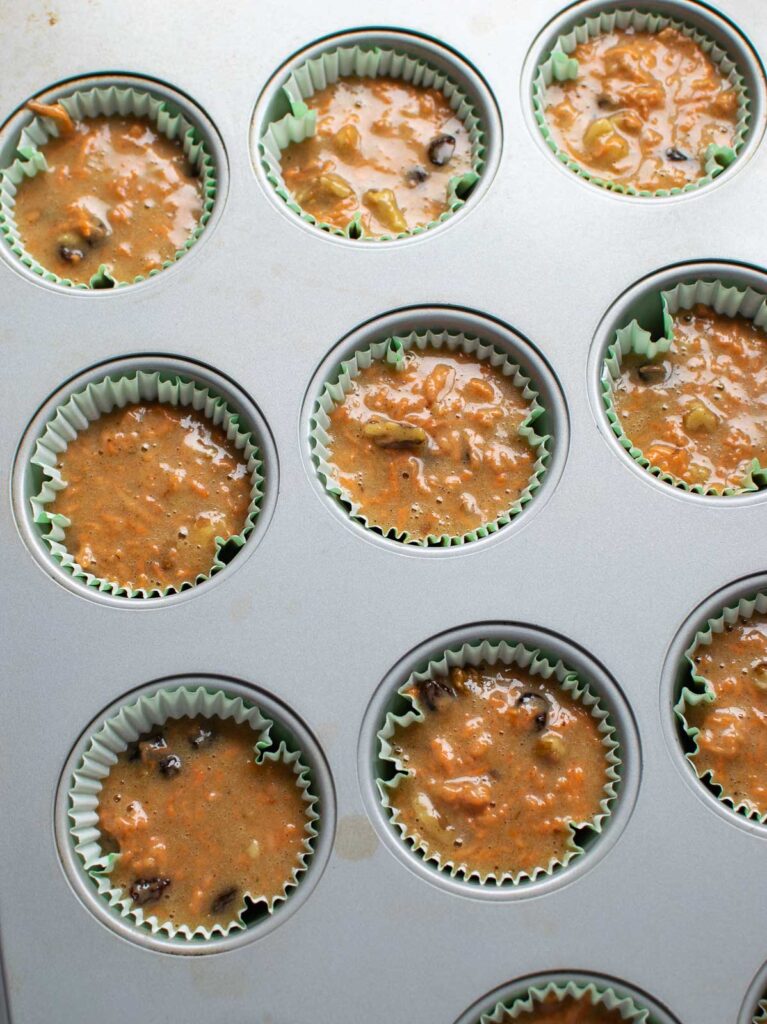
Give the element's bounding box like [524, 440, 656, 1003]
[516, 692, 550, 731]
[405, 165, 429, 186]
[665, 147, 688, 161]
[58, 241, 86, 263]
[130, 877, 171, 905]
[159, 753, 182, 777]
[637, 361, 669, 384]
[211, 888, 238, 914]
[427, 133, 456, 166]
[189, 725, 215, 749]
[418, 676, 455, 711]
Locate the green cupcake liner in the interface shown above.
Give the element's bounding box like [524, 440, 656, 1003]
[30, 370, 263, 598]
[532, 8, 750, 197]
[754, 1000, 767, 1024]
[480, 980, 649, 1021]
[311, 329, 550, 546]
[0, 84, 216, 287]
[68, 685, 319, 941]
[259, 44, 484, 240]
[377, 640, 621, 885]
[602, 278, 767, 495]
[674, 590, 767, 823]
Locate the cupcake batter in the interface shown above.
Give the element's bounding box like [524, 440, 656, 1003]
[612, 303, 767, 490]
[50, 402, 251, 591]
[13, 106, 203, 283]
[513, 993, 626, 1022]
[98, 716, 308, 930]
[280, 76, 473, 236]
[543, 25, 739, 191]
[686, 612, 767, 816]
[324, 347, 538, 540]
[387, 662, 609, 878]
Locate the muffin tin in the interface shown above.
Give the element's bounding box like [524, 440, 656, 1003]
[1, 0, 767, 1021]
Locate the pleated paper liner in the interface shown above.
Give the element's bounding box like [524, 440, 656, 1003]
[754, 998, 767, 1023]
[532, 8, 750, 197]
[30, 370, 263, 598]
[310, 329, 550, 546]
[259, 44, 484, 240]
[480, 980, 650, 1021]
[602, 278, 767, 495]
[68, 685, 319, 941]
[377, 640, 621, 885]
[674, 590, 767, 825]
[0, 84, 216, 287]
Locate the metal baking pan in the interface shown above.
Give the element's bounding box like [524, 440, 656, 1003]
[1, 0, 767, 1021]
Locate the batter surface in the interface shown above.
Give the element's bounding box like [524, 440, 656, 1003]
[325, 347, 539, 540]
[280, 76, 473, 236]
[510, 994, 626, 1023]
[387, 662, 609, 877]
[50, 402, 251, 591]
[612, 304, 767, 490]
[543, 26, 739, 191]
[14, 108, 203, 283]
[686, 613, 767, 816]
[98, 716, 308, 930]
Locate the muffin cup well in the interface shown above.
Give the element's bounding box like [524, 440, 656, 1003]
[480, 979, 649, 1021]
[532, 8, 750, 197]
[68, 685, 319, 941]
[377, 640, 621, 885]
[310, 329, 550, 545]
[259, 44, 484, 240]
[602, 278, 767, 495]
[674, 590, 767, 824]
[30, 370, 263, 598]
[0, 84, 216, 287]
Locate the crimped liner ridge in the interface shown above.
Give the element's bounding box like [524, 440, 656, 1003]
[480, 979, 649, 1021]
[310, 329, 551, 546]
[532, 8, 750, 197]
[68, 685, 319, 941]
[0, 84, 216, 287]
[601, 278, 767, 495]
[30, 370, 264, 598]
[259, 43, 484, 240]
[674, 590, 767, 823]
[377, 640, 621, 885]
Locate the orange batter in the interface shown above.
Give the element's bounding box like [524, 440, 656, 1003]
[387, 663, 609, 877]
[509, 993, 625, 1022]
[544, 26, 739, 190]
[686, 613, 767, 816]
[50, 402, 251, 591]
[14, 106, 203, 283]
[325, 347, 538, 540]
[98, 716, 307, 929]
[280, 76, 473, 236]
[612, 304, 767, 490]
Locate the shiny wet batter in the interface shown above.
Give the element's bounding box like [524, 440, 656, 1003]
[280, 76, 473, 236]
[387, 663, 608, 877]
[686, 613, 767, 817]
[544, 26, 739, 191]
[14, 108, 203, 283]
[98, 716, 308, 930]
[513, 994, 626, 1023]
[325, 347, 538, 540]
[50, 403, 251, 591]
[612, 304, 767, 491]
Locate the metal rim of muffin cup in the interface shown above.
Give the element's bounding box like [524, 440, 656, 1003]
[357, 622, 641, 902]
[452, 970, 682, 1024]
[0, 72, 228, 293]
[521, 0, 767, 203]
[250, 27, 503, 245]
[740, 962, 767, 1024]
[11, 354, 279, 607]
[660, 571, 767, 839]
[300, 305, 570, 556]
[55, 675, 336, 954]
[588, 259, 767, 505]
